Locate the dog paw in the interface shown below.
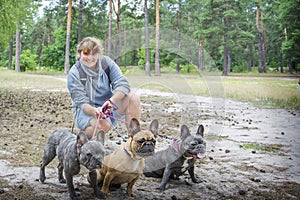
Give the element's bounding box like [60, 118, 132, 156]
[101, 188, 110, 196]
[39, 177, 46, 183]
[39, 170, 46, 183]
[95, 190, 105, 199]
[155, 186, 165, 192]
[69, 192, 79, 200]
[59, 178, 66, 183]
[192, 178, 203, 183]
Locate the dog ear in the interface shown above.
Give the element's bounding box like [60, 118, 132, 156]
[180, 125, 190, 140]
[149, 119, 159, 137]
[196, 124, 204, 137]
[96, 130, 105, 145]
[128, 118, 141, 137]
[77, 131, 88, 147]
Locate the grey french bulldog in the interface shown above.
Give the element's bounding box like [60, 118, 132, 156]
[39, 130, 105, 200]
[143, 124, 206, 191]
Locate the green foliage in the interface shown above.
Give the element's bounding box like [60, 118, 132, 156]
[137, 41, 155, 70]
[40, 27, 76, 71]
[41, 44, 64, 71]
[268, 61, 280, 70]
[10, 50, 38, 72]
[0, 0, 37, 45]
[278, 0, 300, 66]
[169, 61, 198, 74]
[232, 62, 248, 73]
[20, 50, 38, 71]
[1, 0, 300, 75]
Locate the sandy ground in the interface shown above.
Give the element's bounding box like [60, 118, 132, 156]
[0, 84, 299, 199]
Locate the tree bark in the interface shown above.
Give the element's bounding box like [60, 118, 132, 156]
[280, 49, 283, 73]
[199, 40, 204, 71]
[247, 44, 253, 72]
[123, 25, 126, 67]
[8, 41, 13, 70]
[144, 0, 151, 76]
[176, 1, 181, 73]
[77, 0, 83, 43]
[112, 0, 121, 65]
[155, 0, 160, 76]
[107, 0, 112, 56]
[222, 45, 228, 76]
[39, 31, 45, 67]
[257, 31, 263, 73]
[256, 6, 266, 73]
[227, 48, 231, 73]
[288, 60, 293, 74]
[64, 0, 72, 74]
[15, 27, 21, 72]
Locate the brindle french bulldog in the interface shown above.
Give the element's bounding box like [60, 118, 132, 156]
[89, 118, 158, 197]
[39, 130, 105, 200]
[143, 124, 206, 191]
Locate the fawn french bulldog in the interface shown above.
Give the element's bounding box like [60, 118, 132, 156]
[89, 118, 158, 197]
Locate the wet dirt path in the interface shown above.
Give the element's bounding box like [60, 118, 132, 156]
[0, 87, 299, 199]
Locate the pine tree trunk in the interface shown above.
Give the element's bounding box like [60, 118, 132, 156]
[123, 26, 126, 67]
[222, 4, 229, 76]
[288, 60, 293, 74]
[64, 0, 72, 74]
[256, 6, 266, 73]
[262, 35, 266, 73]
[77, 0, 83, 43]
[116, 0, 121, 65]
[8, 41, 13, 70]
[199, 40, 204, 71]
[15, 27, 21, 72]
[107, 0, 112, 56]
[280, 49, 283, 73]
[227, 49, 231, 73]
[154, 0, 160, 76]
[247, 44, 253, 72]
[222, 45, 228, 76]
[39, 31, 45, 67]
[176, 1, 181, 73]
[144, 0, 151, 76]
[257, 32, 263, 73]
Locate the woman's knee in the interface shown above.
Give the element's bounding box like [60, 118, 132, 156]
[128, 92, 140, 106]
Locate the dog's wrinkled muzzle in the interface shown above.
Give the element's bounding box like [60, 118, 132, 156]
[137, 141, 155, 156]
[86, 156, 103, 170]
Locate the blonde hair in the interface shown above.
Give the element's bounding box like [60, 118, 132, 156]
[76, 37, 103, 60]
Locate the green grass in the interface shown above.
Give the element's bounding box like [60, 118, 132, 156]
[221, 77, 300, 109]
[240, 143, 284, 152]
[1, 67, 299, 109]
[0, 68, 67, 90]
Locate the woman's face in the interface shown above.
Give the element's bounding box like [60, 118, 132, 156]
[80, 51, 99, 69]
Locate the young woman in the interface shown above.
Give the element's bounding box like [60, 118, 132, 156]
[67, 37, 141, 139]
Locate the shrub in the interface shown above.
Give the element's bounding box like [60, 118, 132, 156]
[11, 50, 38, 71]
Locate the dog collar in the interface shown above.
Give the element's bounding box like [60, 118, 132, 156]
[123, 148, 132, 158]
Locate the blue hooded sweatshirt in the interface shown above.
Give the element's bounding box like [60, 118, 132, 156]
[67, 56, 130, 130]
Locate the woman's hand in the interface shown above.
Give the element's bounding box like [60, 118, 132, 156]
[102, 99, 116, 116]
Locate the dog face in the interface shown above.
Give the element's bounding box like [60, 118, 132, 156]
[77, 131, 105, 171]
[127, 118, 158, 159]
[180, 124, 206, 159]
